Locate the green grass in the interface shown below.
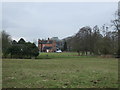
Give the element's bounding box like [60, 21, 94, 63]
[2, 54, 118, 88]
[37, 52, 95, 59]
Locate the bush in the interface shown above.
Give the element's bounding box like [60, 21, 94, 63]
[6, 38, 39, 59]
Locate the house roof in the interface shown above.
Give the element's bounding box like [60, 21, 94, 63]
[39, 40, 54, 44]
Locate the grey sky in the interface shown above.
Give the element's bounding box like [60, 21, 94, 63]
[2, 2, 118, 42]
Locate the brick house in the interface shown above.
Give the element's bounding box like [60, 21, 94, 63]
[38, 38, 56, 52]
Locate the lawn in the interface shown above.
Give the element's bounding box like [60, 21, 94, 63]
[37, 52, 95, 59]
[2, 53, 118, 88]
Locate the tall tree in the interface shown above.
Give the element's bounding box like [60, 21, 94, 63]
[1, 30, 12, 57]
[63, 41, 67, 51]
[75, 26, 92, 55]
[92, 25, 102, 55]
[111, 9, 120, 57]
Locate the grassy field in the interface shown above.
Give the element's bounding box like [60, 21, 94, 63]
[37, 52, 95, 59]
[2, 53, 118, 88]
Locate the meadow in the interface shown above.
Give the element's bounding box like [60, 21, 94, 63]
[2, 52, 118, 88]
[37, 52, 95, 59]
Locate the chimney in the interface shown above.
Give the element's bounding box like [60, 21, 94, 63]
[48, 38, 50, 40]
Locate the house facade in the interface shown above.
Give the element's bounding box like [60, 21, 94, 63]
[38, 38, 57, 52]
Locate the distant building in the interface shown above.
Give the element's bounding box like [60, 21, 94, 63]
[51, 37, 63, 50]
[38, 38, 56, 52]
[38, 37, 63, 52]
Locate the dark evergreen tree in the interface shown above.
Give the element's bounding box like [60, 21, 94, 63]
[6, 38, 39, 59]
[63, 41, 67, 51]
[18, 38, 25, 44]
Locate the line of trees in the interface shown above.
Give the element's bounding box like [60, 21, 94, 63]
[1, 31, 39, 59]
[63, 10, 120, 57]
[64, 25, 118, 56]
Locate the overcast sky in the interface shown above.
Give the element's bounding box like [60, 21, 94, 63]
[2, 2, 118, 42]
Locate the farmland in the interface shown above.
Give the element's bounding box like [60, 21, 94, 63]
[2, 53, 118, 88]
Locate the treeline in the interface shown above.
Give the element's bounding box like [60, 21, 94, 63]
[64, 11, 120, 57]
[64, 25, 118, 56]
[2, 31, 39, 59]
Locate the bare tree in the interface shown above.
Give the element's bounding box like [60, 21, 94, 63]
[111, 3, 120, 57]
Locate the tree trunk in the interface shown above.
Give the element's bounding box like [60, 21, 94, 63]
[77, 50, 80, 56]
[86, 51, 87, 56]
[118, 30, 120, 58]
[11, 53, 12, 58]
